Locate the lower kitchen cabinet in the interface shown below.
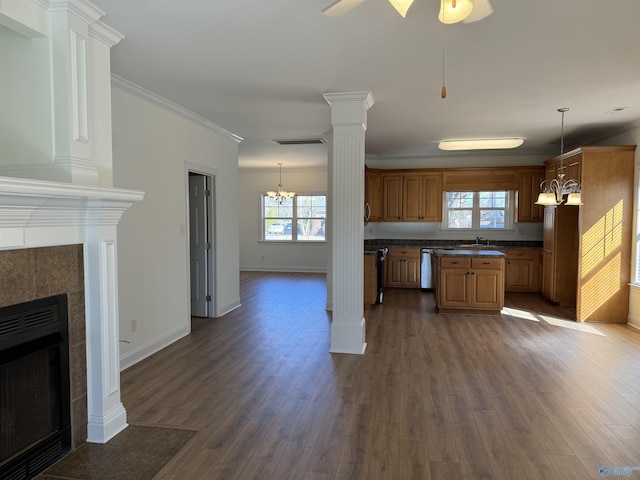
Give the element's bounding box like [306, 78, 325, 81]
[385, 248, 420, 288]
[364, 253, 377, 305]
[437, 256, 505, 314]
[504, 249, 539, 292]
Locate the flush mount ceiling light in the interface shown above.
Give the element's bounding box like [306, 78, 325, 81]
[266, 163, 295, 205]
[439, 0, 474, 24]
[438, 138, 524, 151]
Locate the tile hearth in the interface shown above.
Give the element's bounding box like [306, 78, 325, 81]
[37, 425, 196, 480]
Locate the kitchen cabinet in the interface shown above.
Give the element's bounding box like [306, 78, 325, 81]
[364, 253, 377, 305]
[541, 205, 579, 306]
[402, 173, 443, 222]
[385, 248, 420, 288]
[382, 175, 403, 221]
[364, 169, 383, 222]
[436, 255, 505, 314]
[542, 146, 635, 322]
[515, 168, 545, 222]
[504, 249, 539, 292]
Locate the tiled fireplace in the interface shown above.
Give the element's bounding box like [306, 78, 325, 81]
[0, 176, 143, 477]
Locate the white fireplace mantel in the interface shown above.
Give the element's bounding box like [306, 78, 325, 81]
[0, 176, 144, 443]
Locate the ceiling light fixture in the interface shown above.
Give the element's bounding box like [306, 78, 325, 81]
[438, 138, 524, 151]
[439, 0, 474, 24]
[266, 163, 295, 205]
[389, 0, 414, 18]
[535, 108, 582, 206]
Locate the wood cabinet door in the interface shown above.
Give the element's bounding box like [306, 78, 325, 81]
[383, 175, 403, 221]
[386, 256, 405, 287]
[365, 171, 383, 222]
[405, 257, 421, 287]
[470, 269, 503, 308]
[422, 174, 443, 222]
[541, 250, 554, 300]
[402, 175, 422, 221]
[439, 269, 470, 307]
[543, 207, 555, 251]
[505, 259, 536, 292]
[517, 171, 544, 222]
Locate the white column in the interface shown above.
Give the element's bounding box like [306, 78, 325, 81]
[84, 221, 128, 443]
[324, 92, 374, 354]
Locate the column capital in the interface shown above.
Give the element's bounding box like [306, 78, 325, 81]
[324, 92, 375, 128]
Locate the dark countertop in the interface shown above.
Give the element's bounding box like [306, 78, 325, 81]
[365, 239, 542, 250]
[433, 249, 507, 258]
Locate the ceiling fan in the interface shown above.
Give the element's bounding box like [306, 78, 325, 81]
[322, 0, 493, 23]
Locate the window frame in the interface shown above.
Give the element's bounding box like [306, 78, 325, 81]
[261, 192, 327, 243]
[441, 190, 514, 231]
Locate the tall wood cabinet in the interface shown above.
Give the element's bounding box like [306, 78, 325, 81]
[541, 145, 636, 323]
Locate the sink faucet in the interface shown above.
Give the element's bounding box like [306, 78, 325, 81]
[475, 236, 484, 245]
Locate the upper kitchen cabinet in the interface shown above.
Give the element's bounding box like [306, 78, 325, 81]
[542, 145, 636, 323]
[382, 174, 403, 221]
[364, 168, 383, 222]
[402, 173, 443, 222]
[515, 167, 545, 222]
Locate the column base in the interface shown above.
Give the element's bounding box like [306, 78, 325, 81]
[330, 316, 366, 354]
[86, 403, 128, 444]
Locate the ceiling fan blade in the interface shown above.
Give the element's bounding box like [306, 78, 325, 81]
[322, 0, 368, 16]
[463, 0, 493, 23]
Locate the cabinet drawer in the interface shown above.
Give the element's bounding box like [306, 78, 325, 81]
[472, 257, 503, 269]
[387, 248, 420, 258]
[440, 257, 471, 268]
[505, 249, 535, 260]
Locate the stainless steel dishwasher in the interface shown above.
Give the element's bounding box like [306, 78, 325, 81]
[420, 248, 434, 289]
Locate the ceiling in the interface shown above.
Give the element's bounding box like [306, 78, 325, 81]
[92, 0, 640, 169]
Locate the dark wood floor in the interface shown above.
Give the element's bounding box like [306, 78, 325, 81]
[118, 272, 640, 480]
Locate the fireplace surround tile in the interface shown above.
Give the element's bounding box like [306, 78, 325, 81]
[0, 245, 88, 451]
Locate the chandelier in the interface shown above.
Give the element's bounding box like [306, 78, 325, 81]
[535, 108, 583, 206]
[266, 163, 295, 205]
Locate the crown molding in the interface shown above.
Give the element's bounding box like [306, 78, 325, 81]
[48, 0, 105, 24]
[89, 20, 123, 47]
[111, 74, 243, 144]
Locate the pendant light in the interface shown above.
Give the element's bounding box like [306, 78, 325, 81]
[535, 108, 583, 206]
[266, 163, 295, 205]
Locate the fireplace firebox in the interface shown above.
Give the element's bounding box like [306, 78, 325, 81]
[0, 294, 71, 480]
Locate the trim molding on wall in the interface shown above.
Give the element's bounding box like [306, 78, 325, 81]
[240, 265, 327, 273]
[111, 74, 242, 144]
[628, 284, 640, 329]
[119, 324, 190, 372]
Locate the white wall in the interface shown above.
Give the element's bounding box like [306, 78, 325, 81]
[596, 120, 640, 328]
[112, 82, 241, 369]
[239, 168, 328, 272]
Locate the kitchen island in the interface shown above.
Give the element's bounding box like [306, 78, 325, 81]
[433, 249, 506, 314]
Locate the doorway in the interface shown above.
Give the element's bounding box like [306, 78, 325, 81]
[188, 171, 215, 317]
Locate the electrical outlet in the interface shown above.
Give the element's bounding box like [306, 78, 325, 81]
[131, 318, 137, 332]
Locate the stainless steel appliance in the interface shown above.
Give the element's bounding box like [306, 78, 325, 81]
[420, 248, 434, 289]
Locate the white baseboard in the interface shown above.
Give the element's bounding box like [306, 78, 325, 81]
[240, 265, 327, 273]
[120, 324, 190, 371]
[218, 298, 241, 316]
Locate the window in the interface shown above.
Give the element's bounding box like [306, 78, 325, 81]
[262, 194, 326, 241]
[443, 191, 511, 230]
